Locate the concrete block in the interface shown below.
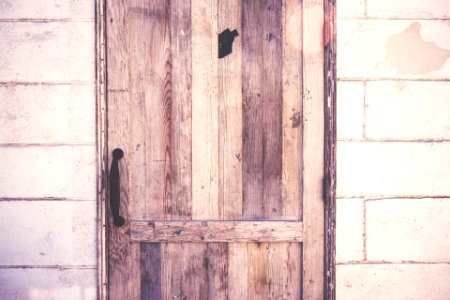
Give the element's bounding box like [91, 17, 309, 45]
[0, 0, 94, 19]
[0, 201, 96, 265]
[336, 199, 364, 262]
[366, 81, 450, 140]
[366, 198, 450, 262]
[0, 22, 95, 82]
[337, 0, 365, 19]
[0, 84, 95, 144]
[337, 142, 450, 197]
[0, 268, 96, 300]
[337, 264, 450, 300]
[367, 0, 450, 19]
[337, 81, 365, 139]
[338, 20, 450, 79]
[0, 146, 96, 199]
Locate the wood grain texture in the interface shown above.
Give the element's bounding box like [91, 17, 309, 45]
[130, 220, 303, 242]
[192, 0, 220, 219]
[242, 0, 283, 220]
[282, 0, 303, 220]
[302, 0, 326, 299]
[140, 243, 162, 300]
[106, 0, 141, 299]
[170, 0, 192, 219]
[218, 0, 243, 221]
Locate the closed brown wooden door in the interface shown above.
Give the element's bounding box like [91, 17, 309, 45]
[105, 0, 326, 299]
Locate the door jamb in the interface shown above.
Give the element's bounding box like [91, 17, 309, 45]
[94, 0, 336, 299]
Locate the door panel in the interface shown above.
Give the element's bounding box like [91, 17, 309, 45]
[106, 0, 325, 299]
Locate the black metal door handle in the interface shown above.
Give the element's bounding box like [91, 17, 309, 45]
[110, 148, 125, 227]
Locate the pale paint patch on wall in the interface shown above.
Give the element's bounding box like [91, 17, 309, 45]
[386, 22, 450, 75]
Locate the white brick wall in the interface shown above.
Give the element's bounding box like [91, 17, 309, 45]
[337, 0, 450, 299]
[0, 1, 97, 299]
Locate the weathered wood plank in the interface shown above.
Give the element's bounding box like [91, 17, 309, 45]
[247, 243, 269, 299]
[302, 0, 326, 298]
[282, 0, 303, 220]
[130, 220, 303, 243]
[192, 0, 220, 219]
[160, 2, 193, 299]
[218, 0, 243, 220]
[242, 0, 283, 220]
[207, 243, 229, 299]
[140, 243, 162, 300]
[228, 243, 248, 299]
[170, 0, 192, 219]
[106, 0, 141, 299]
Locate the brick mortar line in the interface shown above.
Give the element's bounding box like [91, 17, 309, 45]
[337, 139, 450, 143]
[337, 261, 450, 265]
[0, 143, 96, 147]
[362, 200, 367, 261]
[0, 265, 97, 270]
[0, 18, 94, 23]
[0, 81, 95, 86]
[337, 196, 450, 201]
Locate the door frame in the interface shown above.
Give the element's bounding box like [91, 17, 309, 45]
[94, 0, 336, 299]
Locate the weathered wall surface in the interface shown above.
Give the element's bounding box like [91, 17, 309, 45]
[0, 1, 97, 299]
[336, 1, 450, 299]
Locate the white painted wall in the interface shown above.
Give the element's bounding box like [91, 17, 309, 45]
[0, 0, 449, 299]
[0, 1, 97, 299]
[336, 1, 450, 299]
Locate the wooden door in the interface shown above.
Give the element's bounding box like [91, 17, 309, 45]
[104, 0, 328, 299]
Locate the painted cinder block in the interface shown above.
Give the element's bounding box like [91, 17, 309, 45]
[337, 142, 450, 197]
[0, 146, 96, 199]
[0, 201, 96, 266]
[337, 0, 365, 19]
[337, 81, 365, 140]
[366, 198, 450, 262]
[0, 84, 95, 144]
[0, 22, 95, 82]
[337, 20, 450, 79]
[336, 199, 364, 262]
[337, 264, 450, 300]
[0, 0, 94, 19]
[367, 0, 450, 19]
[0, 268, 96, 300]
[365, 81, 450, 140]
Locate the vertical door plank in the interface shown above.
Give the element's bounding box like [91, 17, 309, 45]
[247, 243, 269, 300]
[161, 1, 193, 300]
[228, 243, 248, 299]
[126, 0, 172, 220]
[106, 1, 141, 299]
[267, 243, 301, 300]
[242, 2, 291, 299]
[218, 0, 243, 220]
[302, 0, 325, 298]
[217, 1, 244, 298]
[207, 243, 229, 300]
[242, 0, 283, 220]
[189, 1, 219, 298]
[140, 243, 162, 300]
[282, 0, 303, 220]
[170, 0, 193, 219]
[191, 0, 220, 219]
